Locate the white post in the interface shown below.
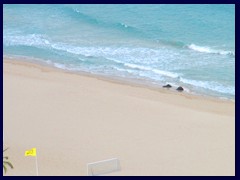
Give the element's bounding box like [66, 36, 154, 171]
[87, 164, 88, 176]
[35, 154, 39, 176]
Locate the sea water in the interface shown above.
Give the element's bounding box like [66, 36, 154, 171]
[3, 4, 235, 100]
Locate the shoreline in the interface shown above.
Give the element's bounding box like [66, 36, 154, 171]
[4, 56, 235, 103]
[3, 55, 235, 103]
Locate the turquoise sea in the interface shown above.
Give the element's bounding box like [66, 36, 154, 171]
[3, 4, 235, 100]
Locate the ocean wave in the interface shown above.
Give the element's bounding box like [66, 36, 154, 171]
[187, 44, 235, 56]
[112, 66, 136, 74]
[71, 7, 140, 34]
[48, 43, 166, 65]
[3, 34, 50, 47]
[180, 77, 235, 95]
[49, 62, 82, 72]
[71, 8, 99, 24]
[124, 63, 151, 71]
[4, 34, 155, 60]
[124, 63, 180, 78]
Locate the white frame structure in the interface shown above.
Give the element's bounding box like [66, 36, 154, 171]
[87, 158, 120, 176]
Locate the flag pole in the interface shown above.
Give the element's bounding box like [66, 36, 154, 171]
[35, 153, 39, 176]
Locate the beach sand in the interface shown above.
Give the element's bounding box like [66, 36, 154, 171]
[3, 59, 235, 176]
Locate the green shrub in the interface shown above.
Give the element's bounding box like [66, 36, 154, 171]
[3, 148, 13, 174]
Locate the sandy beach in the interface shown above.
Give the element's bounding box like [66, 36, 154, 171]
[3, 59, 235, 176]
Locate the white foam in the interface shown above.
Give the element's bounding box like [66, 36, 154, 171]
[47, 45, 166, 65]
[152, 69, 179, 78]
[121, 23, 128, 28]
[124, 63, 151, 71]
[124, 63, 179, 78]
[180, 77, 235, 95]
[3, 34, 176, 67]
[53, 63, 67, 69]
[112, 67, 136, 75]
[188, 44, 235, 56]
[4, 34, 50, 47]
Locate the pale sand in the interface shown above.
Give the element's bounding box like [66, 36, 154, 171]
[3, 59, 235, 176]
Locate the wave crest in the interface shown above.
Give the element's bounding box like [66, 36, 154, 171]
[124, 63, 179, 78]
[187, 44, 235, 56]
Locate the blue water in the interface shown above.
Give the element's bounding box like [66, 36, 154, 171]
[3, 4, 235, 100]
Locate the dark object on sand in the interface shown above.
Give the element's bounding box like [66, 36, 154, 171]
[163, 84, 172, 88]
[176, 86, 184, 91]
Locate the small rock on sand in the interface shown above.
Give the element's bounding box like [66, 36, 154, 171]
[176, 86, 184, 91]
[163, 84, 172, 88]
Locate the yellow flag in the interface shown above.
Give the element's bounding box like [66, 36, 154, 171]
[25, 148, 37, 156]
